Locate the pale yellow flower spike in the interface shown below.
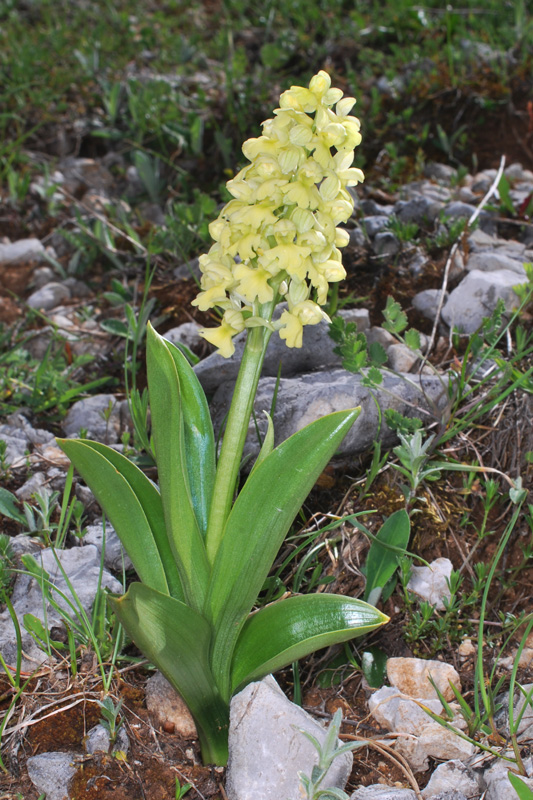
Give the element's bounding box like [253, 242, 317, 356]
[195, 71, 364, 357]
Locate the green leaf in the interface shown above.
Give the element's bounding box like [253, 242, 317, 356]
[382, 296, 408, 335]
[364, 510, 410, 605]
[230, 594, 388, 692]
[164, 339, 216, 536]
[99, 319, 130, 338]
[404, 328, 421, 351]
[146, 323, 210, 612]
[0, 487, 26, 524]
[361, 647, 387, 688]
[57, 439, 172, 596]
[251, 412, 274, 474]
[111, 583, 229, 765]
[508, 772, 533, 800]
[207, 408, 361, 699]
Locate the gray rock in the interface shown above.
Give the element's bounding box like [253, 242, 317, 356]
[62, 277, 91, 298]
[0, 238, 45, 265]
[210, 369, 448, 468]
[363, 215, 390, 237]
[173, 256, 201, 282]
[368, 687, 475, 772]
[466, 251, 527, 277]
[351, 787, 416, 800]
[0, 545, 122, 670]
[32, 266, 56, 288]
[26, 282, 71, 311]
[482, 757, 533, 800]
[145, 670, 197, 739]
[194, 316, 345, 395]
[5, 534, 42, 558]
[83, 521, 133, 573]
[15, 471, 47, 501]
[422, 760, 481, 799]
[226, 676, 352, 800]
[59, 157, 114, 195]
[84, 723, 130, 755]
[505, 163, 533, 183]
[0, 424, 31, 465]
[373, 231, 401, 257]
[408, 247, 429, 277]
[361, 199, 394, 216]
[349, 226, 367, 248]
[442, 202, 496, 233]
[26, 751, 78, 800]
[441, 268, 527, 333]
[394, 196, 442, 224]
[424, 163, 458, 184]
[342, 308, 371, 332]
[406, 557, 453, 611]
[387, 343, 419, 373]
[366, 327, 396, 349]
[62, 394, 130, 443]
[163, 322, 203, 351]
[413, 289, 448, 321]
[427, 793, 468, 800]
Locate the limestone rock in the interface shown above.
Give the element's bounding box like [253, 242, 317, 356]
[145, 671, 197, 738]
[387, 657, 460, 701]
[351, 787, 416, 800]
[62, 394, 131, 443]
[226, 676, 352, 800]
[26, 751, 77, 800]
[441, 268, 527, 333]
[422, 759, 481, 799]
[406, 557, 453, 610]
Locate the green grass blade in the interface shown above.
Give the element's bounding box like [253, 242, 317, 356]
[230, 593, 388, 693]
[57, 439, 171, 596]
[207, 408, 360, 699]
[111, 583, 229, 765]
[146, 323, 210, 612]
[164, 338, 216, 536]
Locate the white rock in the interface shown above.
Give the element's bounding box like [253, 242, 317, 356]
[387, 657, 461, 701]
[387, 343, 419, 373]
[83, 521, 133, 573]
[226, 676, 352, 800]
[422, 759, 481, 798]
[406, 557, 453, 611]
[351, 787, 416, 800]
[26, 282, 71, 311]
[26, 752, 77, 800]
[483, 757, 533, 800]
[145, 671, 197, 739]
[84, 723, 130, 755]
[441, 269, 527, 333]
[0, 238, 45, 265]
[163, 322, 203, 351]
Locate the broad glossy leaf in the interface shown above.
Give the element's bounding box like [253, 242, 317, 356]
[165, 338, 215, 536]
[364, 509, 410, 605]
[230, 593, 388, 692]
[57, 439, 170, 595]
[61, 439, 183, 600]
[146, 324, 209, 612]
[207, 408, 360, 698]
[111, 583, 229, 765]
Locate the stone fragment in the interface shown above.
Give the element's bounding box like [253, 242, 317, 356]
[59, 157, 114, 195]
[15, 471, 47, 501]
[209, 370, 448, 468]
[428, 792, 468, 800]
[387, 343, 419, 373]
[424, 162, 458, 183]
[0, 424, 31, 465]
[26, 282, 71, 311]
[394, 196, 442, 224]
[441, 269, 526, 333]
[366, 327, 397, 349]
[145, 671, 197, 739]
[26, 751, 77, 800]
[84, 723, 130, 755]
[482, 757, 533, 800]
[373, 231, 400, 256]
[363, 215, 390, 237]
[466, 251, 527, 276]
[387, 657, 460, 701]
[342, 307, 371, 332]
[83, 521, 133, 572]
[226, 676, 352, 800]
[163, 322, 203, 351]
[412, 289, 448, 321]
[32, 266, 56, 288]
[62, 394, 130, 443]
[350, 787, 416, 800]
[368, 686, 475, 772]
[422, 759, 481, 799]
[406, 557, 453, 611]
[0, 238, 45, 265]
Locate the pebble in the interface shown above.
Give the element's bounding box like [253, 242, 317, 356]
[406, 557, 453, 611]
[145, 671, 197, 739]
[0, 238, 45, 265]
[26, 282, 71, 311]
[26, 752, 78, 800]
[387, 657, 461, 701]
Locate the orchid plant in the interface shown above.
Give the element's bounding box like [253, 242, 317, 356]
[58, 72, 388, 766]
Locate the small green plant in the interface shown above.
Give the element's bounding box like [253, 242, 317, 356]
[97, 695, 124, 746]
[174, 777, 193, 800]
[385, 215, 419, 243]
[292, 709, 365, 800]
[0, 534, 15, 594]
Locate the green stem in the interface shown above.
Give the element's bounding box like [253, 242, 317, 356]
[206, 323, 272, 564]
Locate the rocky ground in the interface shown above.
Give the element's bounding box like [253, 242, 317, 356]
[1, 140, 533, 800]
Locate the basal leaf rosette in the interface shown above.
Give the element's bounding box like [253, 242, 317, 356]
[192, 71, 364, 357]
